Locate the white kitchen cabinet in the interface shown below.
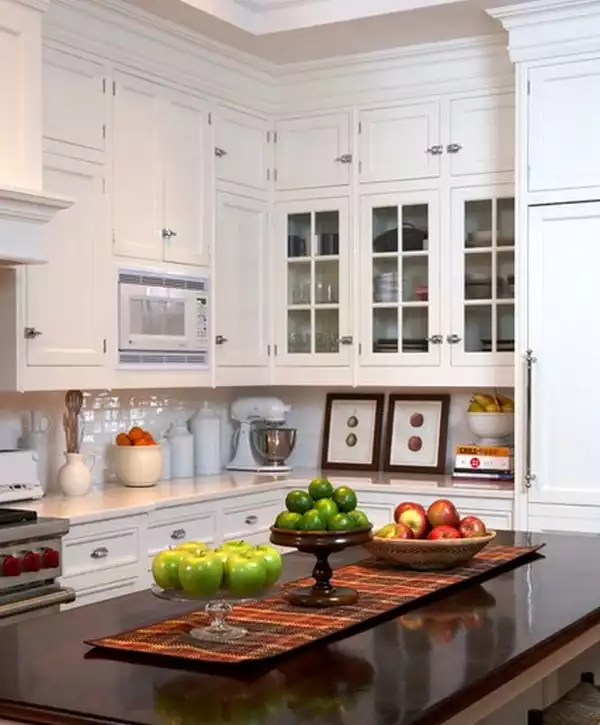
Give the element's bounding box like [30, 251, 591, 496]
[275, 113, 352, 190]
[359, 190, 442, 367]
[147, 504, 218, 560]
[358, 102, 441, 184]
[25, 153, 109, 367]
[215, 192, 270, 371]
[43, 48, 107, 160]
[221, 495, 283, 540]
[447, 92, 515, 177]
[215, 106, 270, 192]
[162, 90, 207, 266]
[526, 202, 600, 507]
[528, 60, 600, 194]
[274, 197, 353, 368]
[112, 71, 208, 266]
[448, 184, 515, 368]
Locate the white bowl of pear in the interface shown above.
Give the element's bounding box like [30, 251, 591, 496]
[466, 393, 514, 445]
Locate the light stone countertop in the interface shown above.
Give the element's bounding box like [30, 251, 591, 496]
[11, 468, 514, 525]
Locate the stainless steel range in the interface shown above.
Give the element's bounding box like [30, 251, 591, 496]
[0, 508, 74, 625]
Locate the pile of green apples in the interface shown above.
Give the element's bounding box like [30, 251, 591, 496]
[151, 540, 282, 598]
[274, 478, 370, 532]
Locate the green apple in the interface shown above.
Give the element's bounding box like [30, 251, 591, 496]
[152, 549, 187, 590]
[252, 545, 282, 585]
[226, 551, 268, 597]
[174, 541, 209, 555]
[178, 550, 224, 596]
[218, 540, 253, 553]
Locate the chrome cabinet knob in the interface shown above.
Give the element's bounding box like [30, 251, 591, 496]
[426, 145, 443, 155]
[245, 515, 258, 525]
[24, 327, 42, 339]
[215, 147, 228, 158]
[446, 143, 463, 154]
[340, 336, 353, 345]
[446, 333, 462, 345]
[215, 335, 228, 345]
[170, 529, 186, 540]
[91, 547, 108, 559]
[161, 228, 177, 240]
[428, 334, 444, 344]
[335, 154, 353, 164]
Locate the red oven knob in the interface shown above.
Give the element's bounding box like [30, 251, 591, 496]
[1, 555, 21, 577]
[21, 551, 42, 572]
[41, 548, 60, 569]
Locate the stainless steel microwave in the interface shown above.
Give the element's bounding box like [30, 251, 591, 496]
[118, 269, 209, 368]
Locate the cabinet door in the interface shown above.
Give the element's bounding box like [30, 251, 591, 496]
[529, 60, 600, 193]
[359, 103, 441, 184]
[26, 154, 108, 366]
[215, 107, 269, 192]
[162, 90, 207, 266]
[360, 191, 442, 367]
[527, 202, 600, 505]
[43, 48, 106, 157]
[276, 198, 352, 366]
[215, 193, 269, 368]
[112, 71, 163, 261]
[448, 92, 515, 177]
[275, 113, 351, 190]
[449, 186, 515, 368]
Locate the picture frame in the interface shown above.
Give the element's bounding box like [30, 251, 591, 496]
[383, 394, 450, 474]
[321, 393, 385, 471]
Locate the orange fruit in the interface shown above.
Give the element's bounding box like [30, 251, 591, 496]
[134, 437, 154, 446]
[116, 433, 132, 447]
[128, 426, 145, 443]
[142, 432, 156, 445]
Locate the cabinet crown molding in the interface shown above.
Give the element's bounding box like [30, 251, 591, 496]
[488, 0, 600, 62]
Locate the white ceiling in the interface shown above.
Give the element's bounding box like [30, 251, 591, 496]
[130, 0, 516, 64]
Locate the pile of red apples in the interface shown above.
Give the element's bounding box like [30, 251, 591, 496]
[375, 499, 487, 540]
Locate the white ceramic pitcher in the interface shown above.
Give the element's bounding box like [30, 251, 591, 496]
[57, 452, 96, 497]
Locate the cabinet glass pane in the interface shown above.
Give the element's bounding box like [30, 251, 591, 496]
[373, 207, 398, 253]
[465, 253, 492, 300]
[402, 256, 429, 303]
[315, 211, 339, 256]
[497, 250, 515, 300]
[287, 213, 310, 258]
[402, 308, 429, 353]
[497, 304, 515, 352]
[287, 261, 311, 305]
[373, 308, 398, 353]
[315, 259, 339, 304]
[465, 200, 493, 249]
[373, 258, 398, 303]
[402, 204, 428, 252]
[287, 310, 311, 354]
[315, 310, 339, 353]
[465, 306, 492, 352]
[497, 198, 515, 247]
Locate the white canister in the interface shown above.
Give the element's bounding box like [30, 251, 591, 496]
[160, 434, 172, 481]
[19, 411, 51, 491]
[166, 420, 194, 479]
[191, 403, 222, 476]
[57, 452, 95, 497]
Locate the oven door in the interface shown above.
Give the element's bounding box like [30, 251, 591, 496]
[119, 283, 200, 352]
[0, 587, 75, 627]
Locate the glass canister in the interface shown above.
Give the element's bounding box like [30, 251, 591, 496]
[190, 403, 222, 476]
[165, 419, 194, 479]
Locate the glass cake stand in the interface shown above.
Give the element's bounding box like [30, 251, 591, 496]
[151, 584, 279, 643]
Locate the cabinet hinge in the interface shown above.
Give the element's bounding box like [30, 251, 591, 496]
[274, 169, 278, 182]
[358, 121, 362, 134]
[112, 81, 116, 96]
[103, 339, 107, 354]
[359, 343, 362, 356]
[274, 131, 278, 143]
[274, 344, 278, 357]
[208, 112, 212, 125]
[267, 130, 271, 143]
[102, 123, 106, 140]
[102, 78, 106, 94]
[267, 344, 271, 356]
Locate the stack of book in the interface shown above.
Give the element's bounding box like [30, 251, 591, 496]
[452, 444, 514, 482]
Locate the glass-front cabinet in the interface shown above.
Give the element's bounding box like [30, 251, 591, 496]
[276, 198, 351, 366]
[450, 185, 515, 367]
[360, 191, 441, 366]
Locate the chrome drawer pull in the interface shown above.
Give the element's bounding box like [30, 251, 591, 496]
[91, 547, 108, 559]
[171, 529, 186, 540]
[245, 515, 258, 525]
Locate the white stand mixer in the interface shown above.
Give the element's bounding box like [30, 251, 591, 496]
[226, 397, 295, 473]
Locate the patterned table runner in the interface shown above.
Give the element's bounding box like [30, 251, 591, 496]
[88, 544, 543, 666]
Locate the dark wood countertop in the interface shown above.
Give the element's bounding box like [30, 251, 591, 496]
[0, 531, 599, 725]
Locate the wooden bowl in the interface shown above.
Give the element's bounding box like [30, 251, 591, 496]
[270, 526, 373, 607]
[363, 531, 496, 571]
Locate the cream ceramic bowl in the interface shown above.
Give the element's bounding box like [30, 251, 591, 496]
[467, 412, 514, 444]
[112, 444, 164, 487]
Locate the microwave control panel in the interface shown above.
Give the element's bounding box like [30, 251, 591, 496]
[196, 296, 209, 345]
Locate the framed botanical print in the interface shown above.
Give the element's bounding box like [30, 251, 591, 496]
[383, 394, 450, 474]
[321, 393, 385, 471]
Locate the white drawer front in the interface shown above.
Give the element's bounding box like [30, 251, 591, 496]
[63, 573, 141, 609]
[222, 498, 281, 539]
[63, 518, 143, 578]
[148, 511, 217, 557]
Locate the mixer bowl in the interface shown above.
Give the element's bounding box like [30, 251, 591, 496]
[251, 427, 297, 466]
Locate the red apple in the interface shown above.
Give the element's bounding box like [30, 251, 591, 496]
[427, 525, 462, 540]
[427, 499, 460, 528]
[398, 507, 429, 539]
[459, 516, 487, 538]
[375, 523, 414, 539]
[394, 501, 426, 523]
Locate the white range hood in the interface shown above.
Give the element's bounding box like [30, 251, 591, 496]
[0, 0, 72, 265]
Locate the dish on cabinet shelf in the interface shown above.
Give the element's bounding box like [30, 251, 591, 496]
[468, 230, 514, 247]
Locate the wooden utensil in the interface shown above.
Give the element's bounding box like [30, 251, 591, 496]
[63, 390, 84, 454]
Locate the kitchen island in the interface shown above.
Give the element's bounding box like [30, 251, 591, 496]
[0, 530, 599, 725]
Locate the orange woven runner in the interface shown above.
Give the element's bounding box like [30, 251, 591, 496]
[88, 544, 542, 665]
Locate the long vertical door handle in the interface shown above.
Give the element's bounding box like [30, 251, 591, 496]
[524, 349, 537, 489]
